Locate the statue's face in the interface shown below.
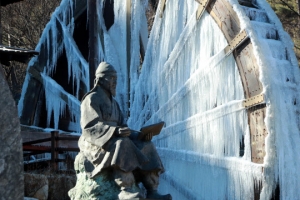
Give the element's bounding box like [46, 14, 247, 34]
[102, 74, 117, 96]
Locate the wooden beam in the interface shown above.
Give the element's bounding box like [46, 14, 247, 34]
[238, 0, 255, 7]
[242, 94, 265, 108]
[51, 131, 58, 171]
[0, 0, 2, 45]
[74, 0, 88, 20]
[88, 0, 98, 89]
[23, 145, 51, 152]
[22, 131, 79, 149]
[27, 67, 80, 109]
[19, 78, 43, 125]
[28, 67, 43, 83]
[234, 40, 263, 98]
[196, 0, 211, 20]
[202, 0, 267, 166]
[224, 29, 248, 56]
[160, 0, 166, 18]
[139, 34, 145, 63]
[249, 106, 267, 164]
[206, 0, 240, 42]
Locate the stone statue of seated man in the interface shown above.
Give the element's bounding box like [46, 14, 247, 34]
[69, 62, 172, 200]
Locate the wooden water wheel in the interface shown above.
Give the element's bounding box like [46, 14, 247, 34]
[18, 0, 300, 199]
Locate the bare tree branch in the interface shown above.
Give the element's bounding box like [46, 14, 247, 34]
[0, 0, 61, 100]
[278, 0, 300, 17]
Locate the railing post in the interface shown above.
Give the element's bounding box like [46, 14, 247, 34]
[51, 131, 59, 171]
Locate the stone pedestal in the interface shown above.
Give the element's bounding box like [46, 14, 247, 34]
[68, 152, 144, 200]
[0, 68, 23, 199]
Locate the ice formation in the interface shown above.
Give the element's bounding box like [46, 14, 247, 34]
[18, 0, 300, 199]
[18, 0, 88, 132]
[127, 0, 300, 199]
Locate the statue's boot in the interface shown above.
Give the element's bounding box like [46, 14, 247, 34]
[141, 171, 172, 200]
[147, 190, 172, 200]
[114, 168, 144, 199]
[119, 188, 143, 199]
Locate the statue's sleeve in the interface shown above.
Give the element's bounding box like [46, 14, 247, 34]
[80, 94, 117, 147]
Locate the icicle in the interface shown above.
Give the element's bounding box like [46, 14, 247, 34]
[127, 1, 263, 199]
[41, 72, 80, 131]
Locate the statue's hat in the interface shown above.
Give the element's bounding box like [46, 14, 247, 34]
[95, 62, 116, 78]
[81, 62, 116, 102]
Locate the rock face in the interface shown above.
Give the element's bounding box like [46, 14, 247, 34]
[24, 173, 48, 200]
[24, 172, 76, 200]
[48, 173, 76, 200]
[0, 69, 24, 200]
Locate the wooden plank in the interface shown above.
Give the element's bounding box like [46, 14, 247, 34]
[74, 0, 87, 20]
[203, 0, 267, 166]
[160, 0, 166, 18]
[220, 0, 241, 28]
[21, 131, 79, 149]
[51, 131, 59, 170]
[207, 0, 240, 42]
[56, 147, 80, 152]
[238, 0, 255, 7]
[58, 136, 80, 141]
[196, 0, 211, 20]
[224, 29, 248, 56]
[57, 136, 79, 149]
[139, 34, 145, 62]
[32, 87, 45, 126]
[0, 0, 2, 45]
[22, 131, 52, 141]
[204, 0, 262, 97]
[27, 67, 80, 109]
[23, 145, 51, 152]
[248, 106, 267, 164]
[23, 138, 51, 146]
[206, 1, 222, 27]
[243, 94, 264, 108]
[234, 39, 263, 98]
[28, 67, 43, 83]
[19, 79, 43, 125]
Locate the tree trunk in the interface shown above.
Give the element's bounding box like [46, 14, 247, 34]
[297, 0, 300, 39]
[0, 0, 2, 45]
[88, 0, 98, 89]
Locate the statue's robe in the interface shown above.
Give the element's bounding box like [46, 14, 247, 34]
[79, 86, 164, 177]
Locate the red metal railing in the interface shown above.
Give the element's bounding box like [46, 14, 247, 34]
[22, 130, 80, 171]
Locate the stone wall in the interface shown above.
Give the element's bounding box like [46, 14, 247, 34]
[0, 68, 24, 200]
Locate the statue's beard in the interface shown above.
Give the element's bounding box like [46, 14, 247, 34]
[110, 87, 116, 97]
[99, 82, 116, 97]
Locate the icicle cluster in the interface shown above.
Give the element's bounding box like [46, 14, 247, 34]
[227, 0, 300, 199]
[18, 0, 300, 198]
[94, 0, 128, 117]
[41, 72, 80, 131]
[19, 0, 89, 131]
[128, 0, 300, 199]
[40, 0, 89, 96]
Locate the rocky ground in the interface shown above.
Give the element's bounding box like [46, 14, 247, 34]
[24, 170, 76, 200]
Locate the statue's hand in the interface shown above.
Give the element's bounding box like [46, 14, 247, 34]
[118, 127, 131, 137]
[143, 132, 153, 141]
